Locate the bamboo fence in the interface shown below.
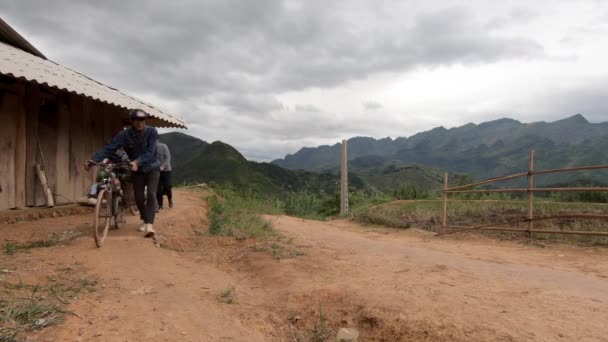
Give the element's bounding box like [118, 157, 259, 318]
[437, 150, 608, 237]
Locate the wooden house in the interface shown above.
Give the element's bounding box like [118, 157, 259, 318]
[0, 19, 186, 210]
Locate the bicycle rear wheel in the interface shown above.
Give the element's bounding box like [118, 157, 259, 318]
[94, 188, 112, 247]
[129, 204, 139, 216]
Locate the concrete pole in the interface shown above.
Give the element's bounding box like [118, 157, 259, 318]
[340, 139, 348, 215]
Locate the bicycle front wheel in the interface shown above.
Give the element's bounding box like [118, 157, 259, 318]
[94, 188, 112, 247]
[113, 195, 124, 230]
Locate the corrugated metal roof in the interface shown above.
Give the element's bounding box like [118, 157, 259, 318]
[0, 18, 46, 59]
[0, 41, 186, 128]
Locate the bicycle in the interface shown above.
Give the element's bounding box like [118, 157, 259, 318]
[88, 161, 132, 247]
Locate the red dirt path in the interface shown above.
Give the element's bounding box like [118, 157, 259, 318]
[1, 189, 607, 341]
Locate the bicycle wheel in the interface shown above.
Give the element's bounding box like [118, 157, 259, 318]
[129, 204, 139, 216]
[112, 195, 124, 230]
[94, 188, 112, 247]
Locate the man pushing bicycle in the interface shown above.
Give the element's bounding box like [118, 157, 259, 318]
[85, 109, 160, 238]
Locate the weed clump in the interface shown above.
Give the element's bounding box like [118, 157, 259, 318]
[3, 230, 82, 256]
[218, 286, 235, 304]
[207, 187, 277, 239]
[3, 241, 55, 256]
[251, 242, 305, 260]
[311, 306, 331, 342]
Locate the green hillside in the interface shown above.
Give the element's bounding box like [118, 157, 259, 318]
[159, 132, 368, 196]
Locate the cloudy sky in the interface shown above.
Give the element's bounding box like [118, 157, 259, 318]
[2, 0, 608, 160]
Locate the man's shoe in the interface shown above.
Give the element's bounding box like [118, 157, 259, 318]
[157, 206, 164, 213]
[168, 199, 174, 209]
[137, 223, 146, 232]
[144, 224, 155, 238]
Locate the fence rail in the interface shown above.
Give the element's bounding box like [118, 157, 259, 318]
[437, 150, 608, 238]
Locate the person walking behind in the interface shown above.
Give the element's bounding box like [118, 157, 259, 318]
[85, 109, 160, 238]
[156, 138, 173, 210]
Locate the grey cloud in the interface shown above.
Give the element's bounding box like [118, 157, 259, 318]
[208, 93, 283, 115]
[485, 6, 538, 31]
[175, 107, 420, 161]
[509, 8, 538, 21]
[528, 81, 608, 122]
[1, 1, 544, 100]
[294, 104, 321, 112]
[363, 101, 383, 111]
[0, 1, 572, 162]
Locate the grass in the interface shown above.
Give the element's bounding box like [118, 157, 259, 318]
[3, 230, 82, 256]
[0, 269, 97, 339]
[219, 286, 235, 304]
[205, 186, 311, 261]
[207, 187, 280, 239]
[251, 241, 305, 260]
[354, 199, 608, 245]
[0, 286, 65, 338]
[0, 333, 19, 342]
[3, 240, 55, 256]
[311, 306, 331, 342]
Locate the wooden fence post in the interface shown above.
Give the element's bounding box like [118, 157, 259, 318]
[442, 172, 448, 233]
[340, 139, 348, 215]
[528, 150, 535, 239]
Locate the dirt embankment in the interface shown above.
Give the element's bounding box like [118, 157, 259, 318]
[1, 189, 608, 341]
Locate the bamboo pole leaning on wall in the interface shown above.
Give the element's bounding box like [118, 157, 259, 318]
[35, 164, 54, 207]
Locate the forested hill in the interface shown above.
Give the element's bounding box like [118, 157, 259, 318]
[271, 115, 608, 185]
[159, 132, 367, 195]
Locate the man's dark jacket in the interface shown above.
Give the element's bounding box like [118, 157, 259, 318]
[92, 126, 160, 173]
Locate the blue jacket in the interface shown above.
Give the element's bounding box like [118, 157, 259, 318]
[92, 126, 160, 173]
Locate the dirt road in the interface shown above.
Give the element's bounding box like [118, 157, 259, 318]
[1, 189, 608, 341]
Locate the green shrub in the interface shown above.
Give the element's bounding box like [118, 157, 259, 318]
[207, 186, 279, 239]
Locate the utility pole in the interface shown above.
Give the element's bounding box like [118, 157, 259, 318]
[340, 139, 348, 215]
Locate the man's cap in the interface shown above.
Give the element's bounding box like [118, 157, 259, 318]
[130, 109, 149, 120]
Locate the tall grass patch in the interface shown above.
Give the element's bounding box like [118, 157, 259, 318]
[208, 187, 280, 239]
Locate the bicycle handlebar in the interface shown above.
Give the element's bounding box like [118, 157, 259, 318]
[87, 160, 132, 169]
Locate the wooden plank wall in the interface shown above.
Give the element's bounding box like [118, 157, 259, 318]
[14, 83, 27, 208]
[68, 94, 85, 203]
[65, 95, 125, 203]
[24, 83, 42, 206]
[0, 79, 127, 210]
[0, 91, 19, 209]
[54, 96, 71, 204]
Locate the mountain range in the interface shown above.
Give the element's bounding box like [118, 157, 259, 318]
[160, 132, 368, 196]
[272, 114, 608, 186]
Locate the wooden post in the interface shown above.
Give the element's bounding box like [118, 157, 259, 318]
[442, 172, 448, 233]
[528, 150, 535, 239]
[340, 139, 348, 215]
